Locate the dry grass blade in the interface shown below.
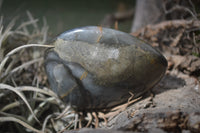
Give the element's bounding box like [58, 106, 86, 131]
[17, 86, 58, 98]
[16, 19, 38, 30]
[42, 114, 54, 132]
[55, 105, 71, 120]
[28, 97, 56, 124]
[2, 58, 43, 81]
[0, 44, 54, 76]
[27, 11, 39, 33]
[0, 117, 43, 133]
[0, 83, 40, 123]
[0, 101, 20, 112]
[40, 17, 49, 44]
[0, 111, 27, 122]
[57, 121, 74, 133]
[0, 16, 17, 48]
[99, 96, 142, 121]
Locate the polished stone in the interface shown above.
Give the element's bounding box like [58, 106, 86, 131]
[44, 26, 167, 111]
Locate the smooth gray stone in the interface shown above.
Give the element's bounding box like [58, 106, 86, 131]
[44, 26, 167, 111]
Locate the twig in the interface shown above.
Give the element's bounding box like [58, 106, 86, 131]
[85, 113, 93, 128]
[188, 0, 197, 16]
[132, 20, 200, 36]
[165, 5, 197, 19]
[170, 29, 184, 47]
[92, 112, 99, 128]
[100, 96, 141, 121]
[74, 113, 78, 129]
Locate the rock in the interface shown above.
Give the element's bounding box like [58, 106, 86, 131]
[44, 26, 167, 111]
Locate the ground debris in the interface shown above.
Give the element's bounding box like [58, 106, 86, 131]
[132, 19, 200, 78]
[104, 71, 200, 133]
[119, 111, 200, 133]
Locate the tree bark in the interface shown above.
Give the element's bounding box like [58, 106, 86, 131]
[131, 0, 164, 32]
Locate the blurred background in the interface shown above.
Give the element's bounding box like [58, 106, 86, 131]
[1, 0, 134, 36]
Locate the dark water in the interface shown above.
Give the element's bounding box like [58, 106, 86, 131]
[1, 0, 134, 36]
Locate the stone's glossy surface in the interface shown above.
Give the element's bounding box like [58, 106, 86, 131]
[44, 26, 167, 111]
